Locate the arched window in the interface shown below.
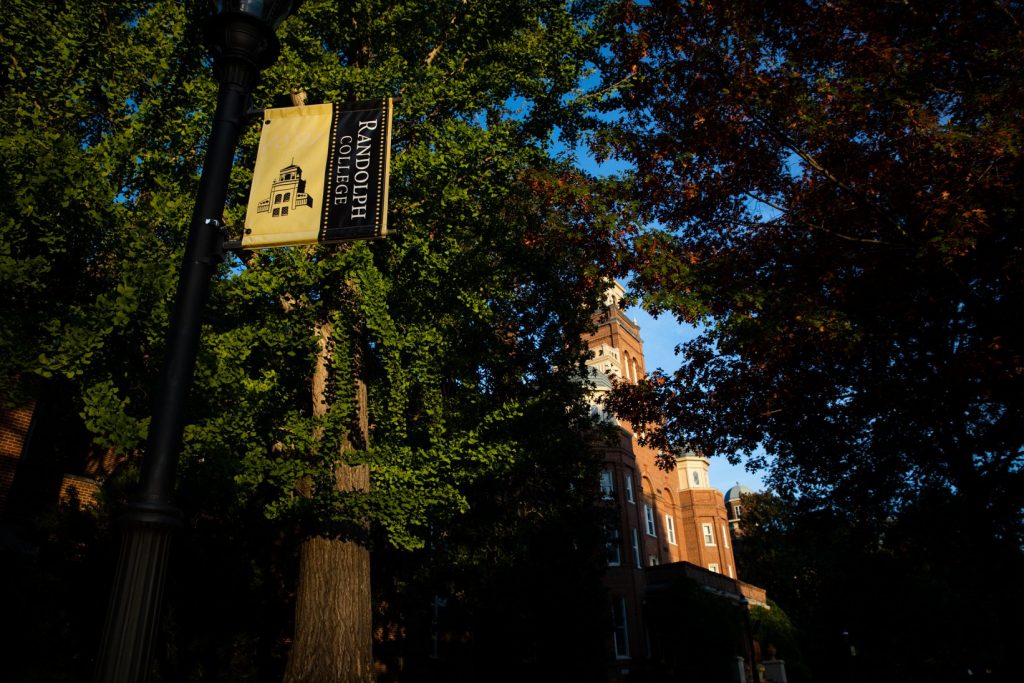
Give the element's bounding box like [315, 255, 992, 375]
[275, 193, 283, 203]
[284, 192, 291, 201]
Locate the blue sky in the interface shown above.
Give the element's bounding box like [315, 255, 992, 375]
[623, 305, 769, 494]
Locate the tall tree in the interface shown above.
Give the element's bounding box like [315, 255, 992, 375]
[601, 0, 1023, 535]
[2, 0, 624, 679]
[598, 2, 1024, 678]
[227, 2, 622, 679]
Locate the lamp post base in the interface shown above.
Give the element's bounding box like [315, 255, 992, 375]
[93, 507, 181, 683]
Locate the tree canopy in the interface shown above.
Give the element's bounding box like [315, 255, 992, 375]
[1, 0, 624, 678]
[601, 0, 1024, 536]
[598, 2, 1024, 678]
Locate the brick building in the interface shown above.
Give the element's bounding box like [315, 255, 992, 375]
[0, 391, 102, 528]
[585, 282, 767, 681]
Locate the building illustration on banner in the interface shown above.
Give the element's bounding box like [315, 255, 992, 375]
[256, 162, 314, 218]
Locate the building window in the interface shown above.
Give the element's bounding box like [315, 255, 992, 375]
[665, 514, 677, 545]
[606, 526, 622, 567]
[612, 596, 630, 659]
[281, 206, 289, 216]
[284, 192, 291, 201]
[722, 524, 730, 549]
[702, 523, 715, 546]
[275, 193, 283, 203]
[648, 555, 659, 566]
[644, 504, 657, 537]
[708, 563, 720, 573]
[625, 474, 635, 504]
[600, 469, 614, 500]
[733, 505, 742, 518]
[631, 528, 641, 568]
[272, 208, 280, 216]
[692, 471, 701, 487]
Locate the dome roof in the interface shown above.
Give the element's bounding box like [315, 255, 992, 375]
[724, 483, 754, 502]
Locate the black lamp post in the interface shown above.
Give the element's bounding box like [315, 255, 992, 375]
[94, 3, 299, 681]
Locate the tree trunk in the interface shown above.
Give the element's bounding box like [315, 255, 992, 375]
[284, 534, 372, 683]
[284, 318, 372, 683]
[282, 144, 374, 680]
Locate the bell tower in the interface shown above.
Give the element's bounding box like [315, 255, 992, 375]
[583, 281, 740, 578]
[585, 281, 645, 384]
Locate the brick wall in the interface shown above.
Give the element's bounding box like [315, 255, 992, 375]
[0, 401, 35, 515]
[58, 474, 101, 509]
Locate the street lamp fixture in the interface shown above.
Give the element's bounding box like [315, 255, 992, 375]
[207, 1, 303, 72]
[94, 3, 300, 682]
[213, 0, 302, 28]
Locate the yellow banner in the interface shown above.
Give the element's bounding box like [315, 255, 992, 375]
[243, 99, 393, 248]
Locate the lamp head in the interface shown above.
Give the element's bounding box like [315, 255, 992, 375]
[209, 1, 303, 27]
[206, 1, 302, 81]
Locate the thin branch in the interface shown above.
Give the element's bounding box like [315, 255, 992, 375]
[740, 192, 903, 246]
[423, 3, 467, 67]
[814, 225, 900, 246]
[750, 114, 910, 238]
[742, 190, 789, 216]
[574, 73, 636, 104]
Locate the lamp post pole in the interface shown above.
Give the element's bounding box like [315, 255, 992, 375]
[94, 5, 298, 682]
